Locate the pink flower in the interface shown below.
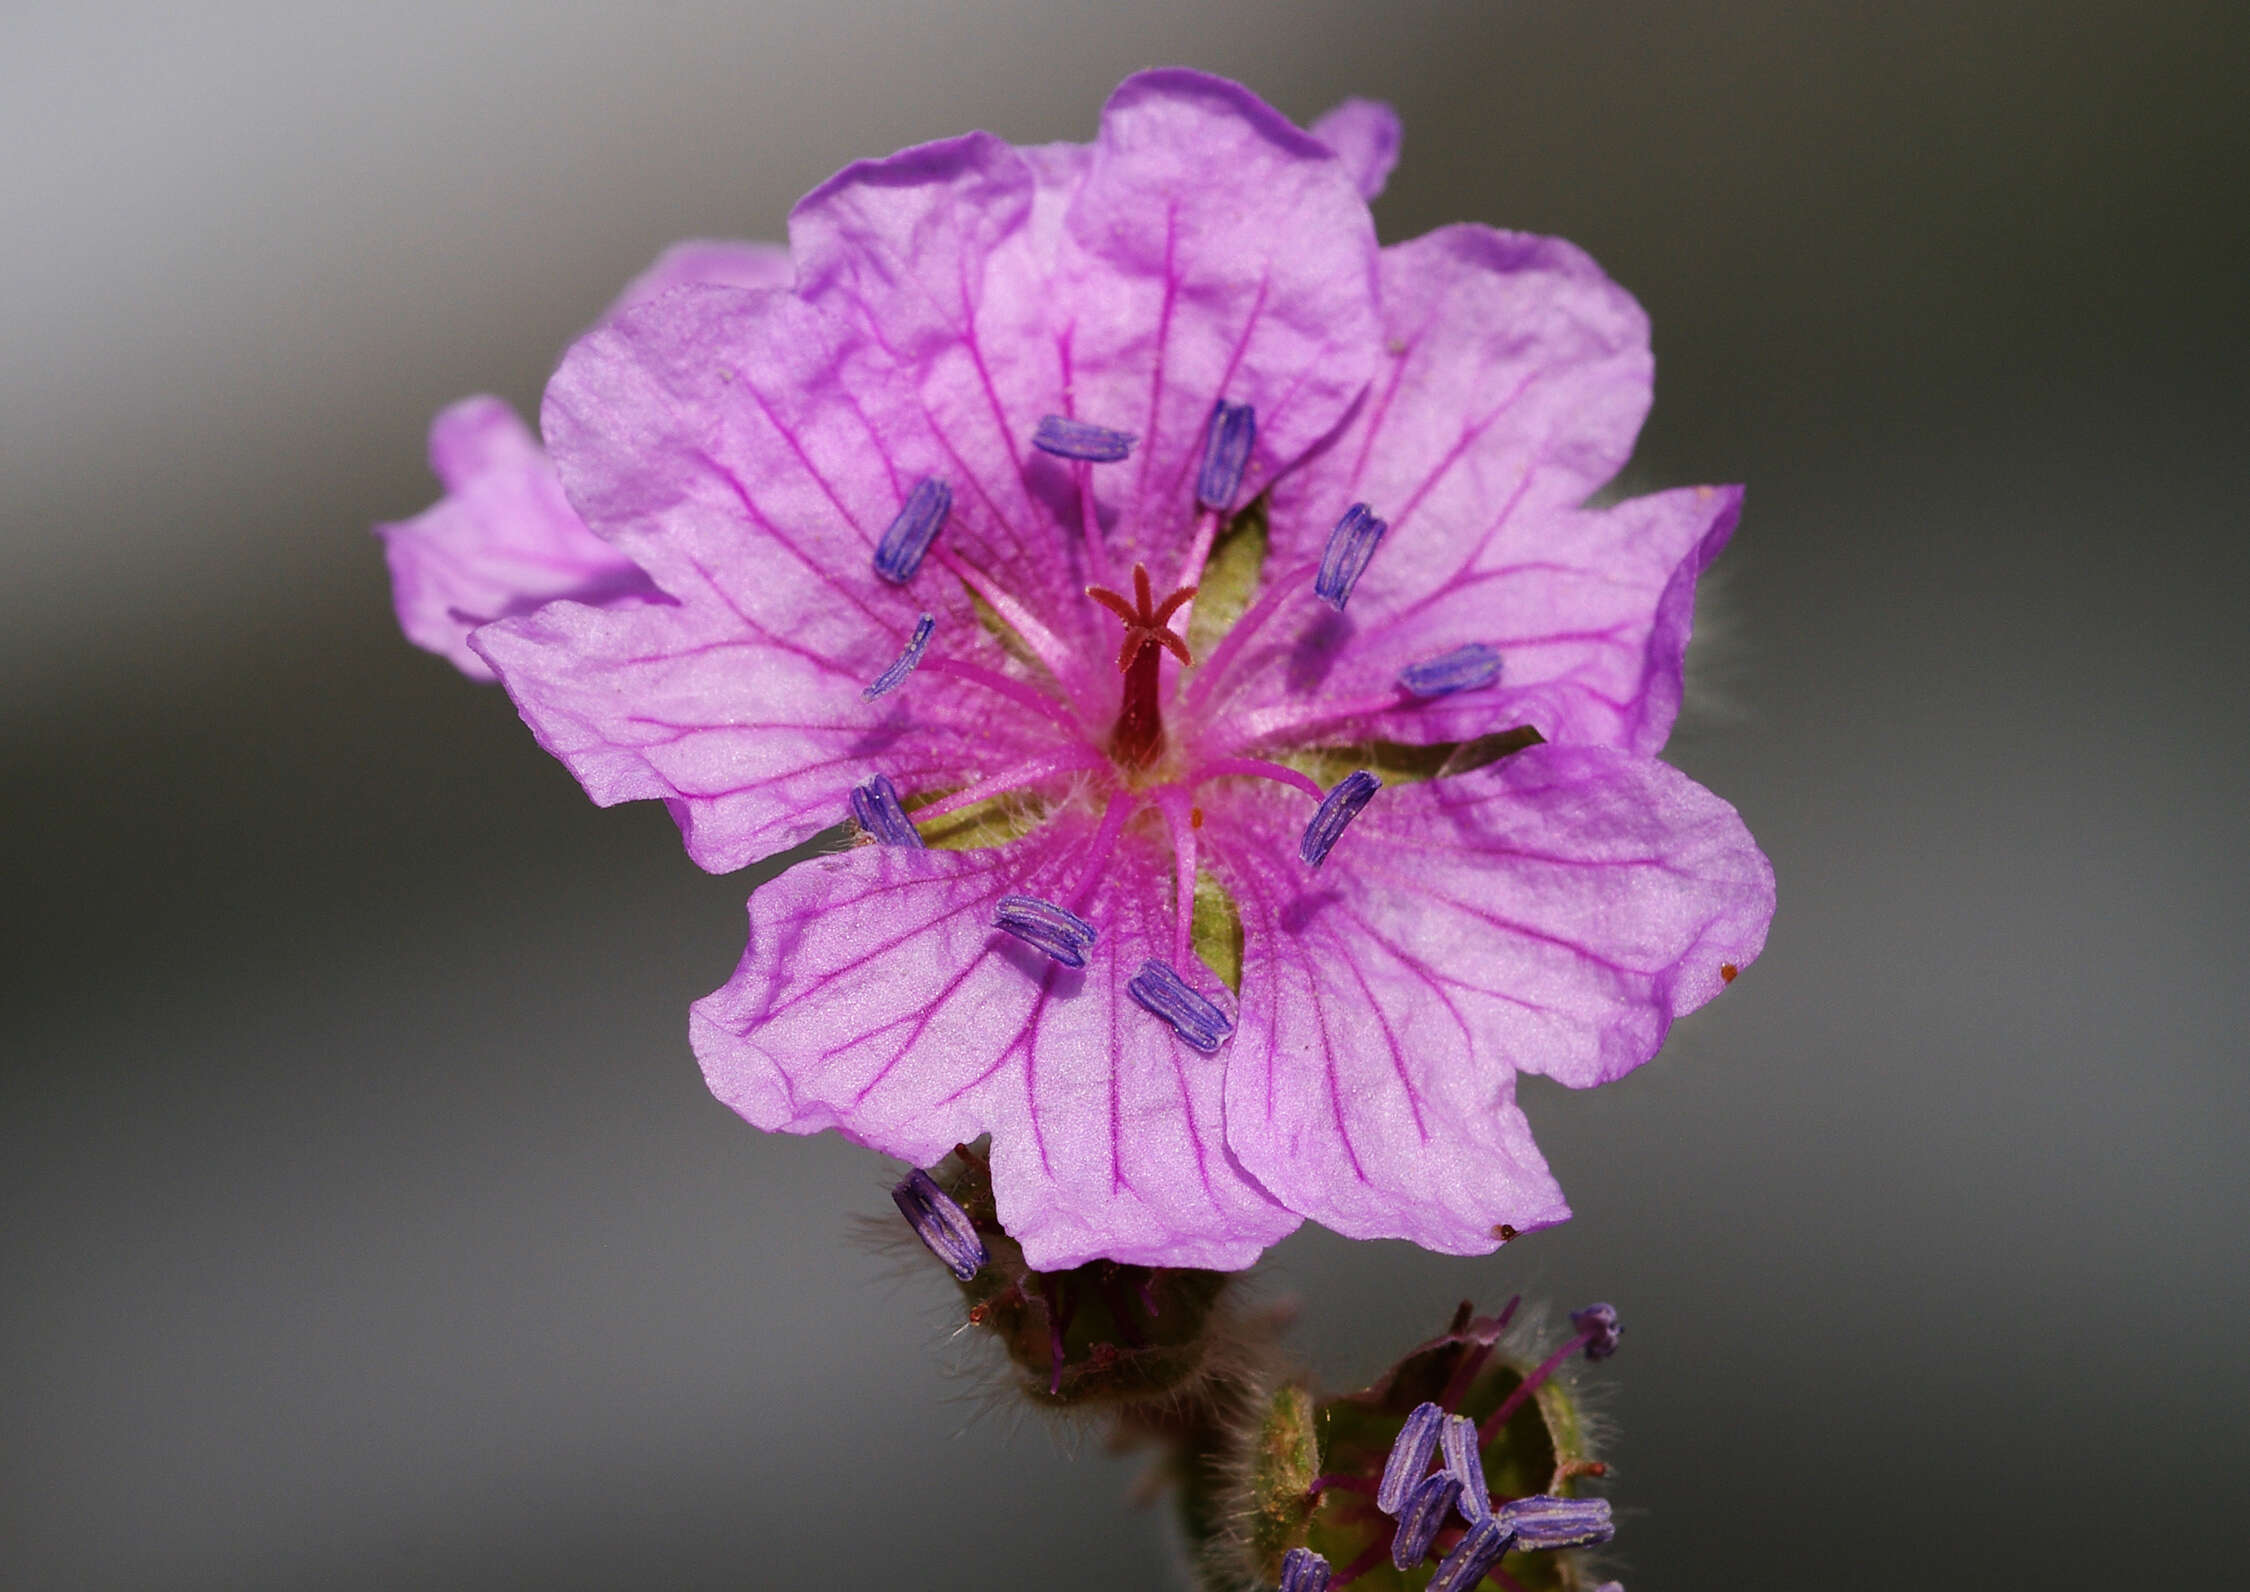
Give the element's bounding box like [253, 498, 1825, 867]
[382, 72, 1774, 1271]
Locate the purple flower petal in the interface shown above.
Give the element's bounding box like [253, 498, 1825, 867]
[690, 811, 1298, 1271]
[473, 286, 1058, 871]
[1308, 97, 1403, 200]
[1052, 70, 1382, 577]
[603, 238, 794, 323]
[1213, 744, 1774, 1252]
[1217, 225, 1729, 756]
[375, 397, 656, 681]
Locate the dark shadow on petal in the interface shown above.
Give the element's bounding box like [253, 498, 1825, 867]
[1278, 885, 1342, 936]
[1285, 607, 1352, 694]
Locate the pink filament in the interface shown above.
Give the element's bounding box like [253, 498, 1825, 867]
[1181, 555, 1319, 710]
[1153, 786, 1199, 966]
[1478, 1323, 1593, 1445]
[1064, 791, 1137, 912]
[915, 748, 1105, 820]
[917, 656, 1084, 737]
[1191, 756, 1326, 803]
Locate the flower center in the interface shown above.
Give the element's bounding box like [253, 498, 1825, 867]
[1085, 562, 1196, 770]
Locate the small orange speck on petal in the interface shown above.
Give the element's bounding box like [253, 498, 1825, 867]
[1190, 807, 1204, 829]
[1720, 963, 1739, 984]
[1491, 1223, 1519, 1242]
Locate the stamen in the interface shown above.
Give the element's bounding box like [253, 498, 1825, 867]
[1278, 1545, 1332, 1592]
[917, 656, 1082, 737]
[1400, 642, 1503, 698]
[1571, 1302, 1623, 1361]
[1314, 502, 1388, 610]
[913, 748, 1107, 821]
[872, 478, 951, 584]
[1192, 757, 1326, 803]
[993, 893, 1098, 969]
[1440, 1413, 1491, 1521]
[1143, 789, 1198, 966]
[1494, 1495, 1614, 1552]
[1197, 399, 1257, 510]
[1377, 1400, 1445, 1514]
[1033, 414, 1136, 462]
[1125, 958, 1231, 1053]
[1064, 792, 1136, 912]
[1479, 1302, 1623, 1443]
[1392, 1472, 1465, 1569]
[849, 773, 923, 849]
[862, 612, 935, 700]
[890, 1168, 986, 1280]
[1300, 770, 1381, 867]
[1427, 1516, 1514, 1592]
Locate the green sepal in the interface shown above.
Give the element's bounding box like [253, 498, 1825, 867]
[1285, 725, 1546, 792]
[927, 1145, 1235, 1408]
[1191, 868, 1246, 994]
[1241, 1382, 1322, 1578]
[902, 787, 1045, 852]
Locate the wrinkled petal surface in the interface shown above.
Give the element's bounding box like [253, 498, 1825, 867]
[1210, 743, 1773, 1252]
[693, 809, 1300, 1270]
[477, 286, 1059, 871]
[376, 397, 654, 680]
[1205, 226, 1728, 755]
[1309, 97, 1403, 200]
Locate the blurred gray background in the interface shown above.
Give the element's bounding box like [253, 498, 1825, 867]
[5, 2, 2245, 1587]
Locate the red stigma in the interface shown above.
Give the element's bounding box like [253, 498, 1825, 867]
[1087, 562, 1195, 767]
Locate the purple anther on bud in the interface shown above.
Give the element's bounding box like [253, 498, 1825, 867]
[1278, 1546, 1332, 1592]
[872, 477, 951, 584]
[1571, 1302, 1623, 1361]
[1400, 641, 1503, 698]
[1440, 1412, 1490, 1521]
[1300, 770, 1381, 867]
[849, 773, 923, 849]
[1376, 1399, 1445, 1514]
[1495, 1494, 1615, 1551]
[1197, 399, 1257, 510]
[1314, 501, 1387, 610]
[993, 893, 1098, 968]
[1125, 958, 1231, 1053]
[863, 612, 935, 701]
[890, 1167, 987, 1280]
[1033, 414, 1136, 462]
[1391, 1471, 1464, 1569]
[1427, 1516, 1514, 1592]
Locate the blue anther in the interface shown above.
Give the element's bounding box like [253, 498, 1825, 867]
[1300, 770, 1381, 867]
[1196, 399, 1257, 510]
[1032, 415, 1136, 462]
[1392, 1471, 1465, 1569]
[890, 1168, 987, 1281]
[993, 893, 1098, 969]
[863, 612, 935, 701]
[1494, 1494, 1614, 1551]
[849, 773, 923, 849]
[872, 478, 951, 584]
[1376, 1400, 1445, 1514]
[1400, 642, 1504, 698]
[1571, 1302, 1623, 1361]
[1278, 1546, 1332, 1592]
[1313, 502, 1387, 610]
[1427, 1516, 1514, 1592]
[1125, 958, 1231, 1053]
[1440, 1412, 1490, 1521]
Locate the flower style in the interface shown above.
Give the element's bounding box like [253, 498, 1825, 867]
[380, 72, 1774, 1272]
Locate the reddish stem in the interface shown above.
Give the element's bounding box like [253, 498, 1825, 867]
[1479, 1326, 1593, 1444]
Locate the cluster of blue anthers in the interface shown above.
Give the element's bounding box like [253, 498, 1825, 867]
[844, 398, 1512, 1056]
[891, 1170, 1625, 1591]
